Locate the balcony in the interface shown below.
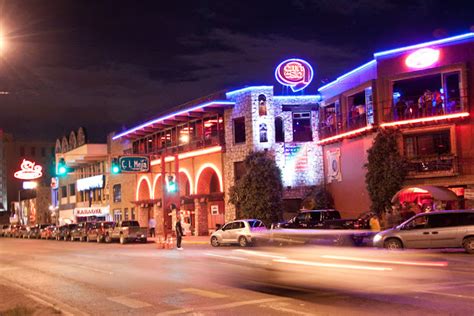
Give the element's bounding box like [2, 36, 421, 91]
[406, 154, 458, 178]
[134, 134, 224, 157]
[318, 113, 372, 144]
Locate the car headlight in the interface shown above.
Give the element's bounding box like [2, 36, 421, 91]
[373, 233, 382, 243]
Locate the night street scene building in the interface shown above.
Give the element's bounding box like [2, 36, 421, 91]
[3, 2, 474, 315]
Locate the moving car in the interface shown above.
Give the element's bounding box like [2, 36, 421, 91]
[210, 219, 266, 247]
[104, 220, 147, 244]
[86, 221, 114, 242]
[373, 210, 474, 253]
[274, 209, 341, 229]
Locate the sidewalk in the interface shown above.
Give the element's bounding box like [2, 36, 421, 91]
[148, 235, 209, 245]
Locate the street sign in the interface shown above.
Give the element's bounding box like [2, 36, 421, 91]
[119, 156, 150, 173]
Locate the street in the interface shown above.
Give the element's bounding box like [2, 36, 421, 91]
[1, 239, 474, 315]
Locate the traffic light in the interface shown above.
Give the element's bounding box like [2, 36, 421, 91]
[56, 158, 68, 176]
[167, 175, 177, 193]
[111, 158, 121, 174]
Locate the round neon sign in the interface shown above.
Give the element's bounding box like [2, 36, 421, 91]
[14, 159, 43, 180]
[405, 48, 440, 69]
[275, 58, 314, 92]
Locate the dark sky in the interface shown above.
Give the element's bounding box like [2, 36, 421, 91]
[0, 0, 473, 142]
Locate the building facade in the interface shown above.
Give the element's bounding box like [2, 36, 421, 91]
[317, 32, 474, 216]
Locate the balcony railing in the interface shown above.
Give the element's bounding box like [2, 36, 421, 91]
[319, 113, 368, 140]
[134, 134, 224, 157]
[406, 154, 458, 178]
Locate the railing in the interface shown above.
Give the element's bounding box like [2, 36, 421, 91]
[318, 113, 368, 139]
[134, 134, 224, 156]
[406, 155, 458, 178]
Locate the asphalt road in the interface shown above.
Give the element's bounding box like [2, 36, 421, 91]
[1, 238, 474, 315]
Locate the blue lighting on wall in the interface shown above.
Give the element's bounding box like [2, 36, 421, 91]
[318, 60, 376, 92]
[225, 86, 274, 98]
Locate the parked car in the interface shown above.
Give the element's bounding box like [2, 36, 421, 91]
[210, 219, 266, 247]
[86, 221, 114, 242]
[274, 209, 341, 229]
[104, 220, 147, 244]
[373, 210, 474, 253]
[0, 224, 10, 237]
[56, 224, 77, 241]
[28, 224, 49, 239]
[19, 226, 31, 238]
[40, 225, 56, 239]
[11, 225, 26, 238]
[2, 224, 14, 237]
[70, 222, 97, 241]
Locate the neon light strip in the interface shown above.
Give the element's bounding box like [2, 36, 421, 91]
[273, 95, 321, 101]
[274, 58, 314, 92]
[380, 112, 469, 128]
[150, 146, 222, 166]
[113, 101, 235, 140]
[317, 125, 374, 145]
[374, 32, 474, 58]
[225, 86, 273, 98]
[195, 162, 224, 193]
[318, 60, 376, 92]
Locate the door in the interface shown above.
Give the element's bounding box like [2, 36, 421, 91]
[227, 221, 245, 242]
[428, 213, 460, 248]
[401, 214, 433, 248]
[220, 222, 234, 242]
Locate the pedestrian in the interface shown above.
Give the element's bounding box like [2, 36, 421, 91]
[369, 214, 381, 232]
[148, 217, 156, 237]
[395, 98, 406, 120]
[175, 215, 184, 250]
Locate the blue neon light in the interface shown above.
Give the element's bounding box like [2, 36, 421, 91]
[274, 95, 321, 101]
[113, 101, 235, 140]
[225, 86, 274, 98]
[318, 60, 376, 92]
[274, 58, 314, 92]
[374, 32, 474, 58]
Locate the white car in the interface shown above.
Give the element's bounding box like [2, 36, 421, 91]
[210, 219, 266, 247]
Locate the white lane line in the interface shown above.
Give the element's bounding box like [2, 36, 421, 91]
[108, 296, 152, 309]
[180, 288, 227, 298]
[262, 302, 315, 316]
[415, 290, 474, 300]
[156, 297, 284, 315]
[73, 264, 113, 275]
[26, 294, 70, 316]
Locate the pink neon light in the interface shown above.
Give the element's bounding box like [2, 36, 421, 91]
[275, 59, 314, 92]
[150, 146, 222, 166]
[405, 48, 440, 69]
[136, 176, 152, 200]
[317, 125, 374, 145]
[14, 159, 43, 180]
[381, 112, 469, 128]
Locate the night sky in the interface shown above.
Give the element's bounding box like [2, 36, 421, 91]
[1, 0, 473, 142]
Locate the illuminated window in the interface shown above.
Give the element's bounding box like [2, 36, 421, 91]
[404, 130, 451, 159]
[292, 112, 312, 142]
[258, 94, 267, 116]
[233, 117, 246, 144]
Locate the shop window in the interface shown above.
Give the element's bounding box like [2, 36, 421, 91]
[234, 161, 246, 181]
[292, 112, 312, 142]
[404, 130, 451, 159]
[113, 184, 122, 203]
[347, 91, 367, 129]
[392, 72, 462, 121]
[258, 94, 267, 116]
[114, 209, 122, 222]
[233, 117, 246, 144]
[275, 117, 284, 142]
[69, 184, 76, 196]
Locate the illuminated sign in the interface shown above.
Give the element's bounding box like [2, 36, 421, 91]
[22, 181, 38, 190]
[14, 159, 43, 180]
[76, 175, 105, 192]
[119, 156, 150, 173]
[74, 206, 110, 217]
[405, 48, 440, 69]
[275, 58, 314, 92]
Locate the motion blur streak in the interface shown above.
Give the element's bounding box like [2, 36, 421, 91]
[321, 255, 449, 267]
[273, 258, 393, 271]
[233, 249, 287, 259]
[205, 253, 249, 261]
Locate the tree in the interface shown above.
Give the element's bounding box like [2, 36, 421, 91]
[365, 129, 407, 215]
[229, 151, 283, 224]
[301, 185, 334, 210]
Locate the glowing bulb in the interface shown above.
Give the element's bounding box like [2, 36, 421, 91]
[180, 134, 189, 143]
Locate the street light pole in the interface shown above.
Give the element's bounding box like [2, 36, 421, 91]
[18, 189, 22, 225]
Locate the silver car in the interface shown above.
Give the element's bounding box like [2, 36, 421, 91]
[210, 219, 266, 247]
[373, 210, 474, 253]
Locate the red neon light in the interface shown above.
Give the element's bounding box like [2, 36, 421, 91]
[381, 112, 469, 128]
[317, 125, 374, 145]
[150, 146, 222, 166]
[14, 159, 43, 180]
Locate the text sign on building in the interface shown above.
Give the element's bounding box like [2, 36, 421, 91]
[14, 159, 43, 180]
[275, 58, 314, 92]
[74, 206, 110, 217]
[119, 156, 150, 173]
[77, 175, 105, 192]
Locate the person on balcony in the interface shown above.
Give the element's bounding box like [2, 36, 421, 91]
[395, 98, 406, 120]
[434, 90, 444, 115]
[422, 89, 434, 116]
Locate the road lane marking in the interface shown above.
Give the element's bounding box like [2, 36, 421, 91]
[415, 290, 474, 300]
[108, 296, 152, 309]
[262, 302, 315, 316]
[156, 297, 284, 315]
[180, 288, 227, 298]
[26, 294, 70, 316]
[73, 264, 113, 275]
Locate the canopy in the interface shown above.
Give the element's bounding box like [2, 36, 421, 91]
[391, 186, 458, 203]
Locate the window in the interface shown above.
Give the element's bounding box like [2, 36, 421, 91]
[459, 213, 474, 225]
[113, 184, 122, 203]
[428, 214, 458, 228]
[292, 112, 312, 142]
[41, 147, 46, 157]
[114, 209, 122, 222]
[61, 186, 67, 198]
[69, 184, 76, 196]
[234, 161, 246, 181]
[404, 130, 451, 159]
[131, 208, 136, 220]
[259, 123, 268, 143]
[30, 147, 36, 156]
[124, 208, 129, 220]
[275, 117, 284, 142]
[20, 146, 25, 157]
[347, 91, 367, 129]
[233, 117, 246, 144]
[258, 94, 267, 116]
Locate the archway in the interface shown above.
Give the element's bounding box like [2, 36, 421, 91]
[195, 163, 223, 194]
[136, 176, 152, 200]
[179, 168, 193, 196]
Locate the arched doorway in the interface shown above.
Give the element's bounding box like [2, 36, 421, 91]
[136, 176, 152, 227]
[195, 165, 224, 235]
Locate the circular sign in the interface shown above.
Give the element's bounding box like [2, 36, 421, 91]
[14, 159, 43, 180]
[405, 48, 440, 69]
[275, 58, 314, 92]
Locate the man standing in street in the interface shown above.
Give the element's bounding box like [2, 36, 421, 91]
[149, 217, 156, 238]
[176, 215, 184, 250]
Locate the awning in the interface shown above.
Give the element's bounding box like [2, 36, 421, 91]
[391, 186, 458, 203]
